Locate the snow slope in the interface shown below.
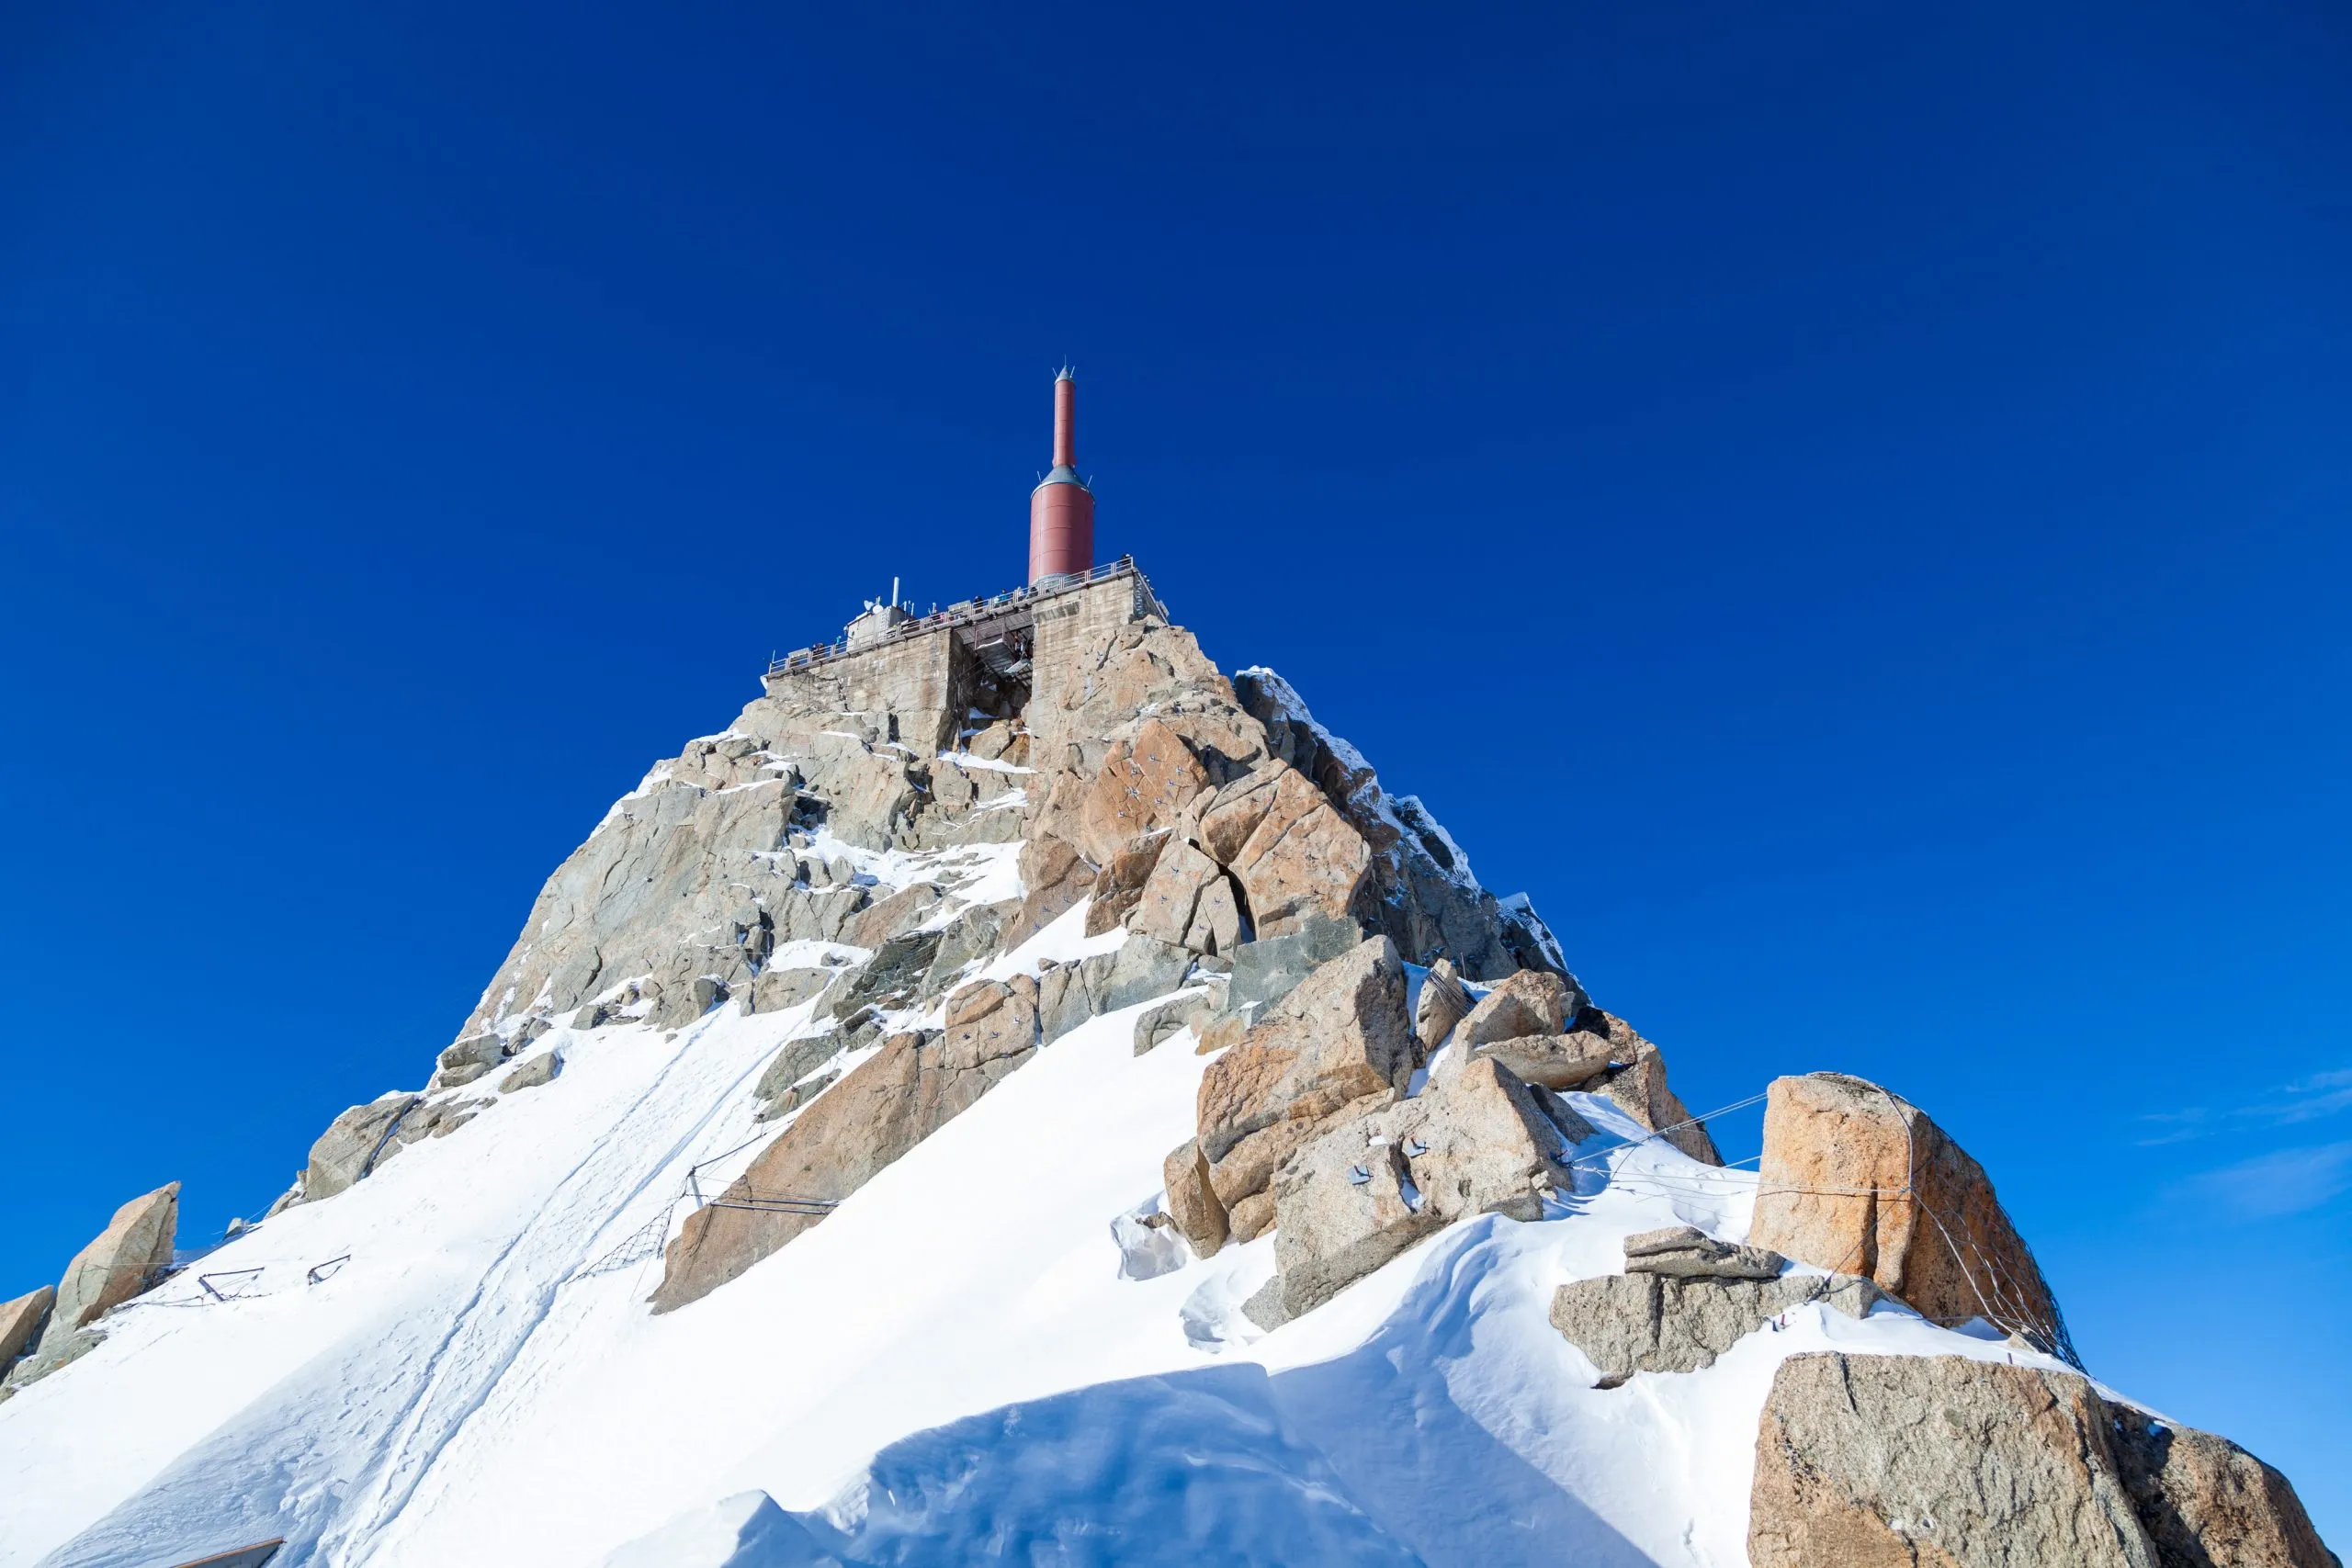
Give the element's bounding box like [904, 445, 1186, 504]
[0, 895, 2080, 1568]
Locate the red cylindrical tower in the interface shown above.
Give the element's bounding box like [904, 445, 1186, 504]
[1027, 367, 1095, 583]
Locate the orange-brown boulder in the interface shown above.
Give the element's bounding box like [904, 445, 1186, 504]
[1125, 840, 1224, 949]
[1197, 764, 1370, 939]
[11, 1182, 179, 1385]
[1083, 840, 1165, 936]
[1160, 1139, 1228, 1258]
[1001, 834, 1091, 951]
[1454, 969, 1578, 1047]
[1072, 719, 1209, 865]
[1194, 936, 1414, 1167]
[1748, 1073, 2060, 1344]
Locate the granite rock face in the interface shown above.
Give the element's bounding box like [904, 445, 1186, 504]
[1268, 1056, 1589, 1319]
[1063, 718, 1210, 867]
[1225, 913, 1363, 1019]
[11, 1183, 179, 1387]
[1161, 1139, 1228, 1259]
[300, 1094, 422, 1202]
[1748, 1353, 2336, 1568]
[1083, 840, 1164, 938]
[497, 1050, 561, 1093]
[0, 1287, 55, 1375]
[1548, 1227, 1885, 1386]
[1413, 958, 1471, 1055]
[1204, 764, 1372, 940]
[1749, 1072, 2061, 1347]
[1232, 668, 1573, 981]
[1193, 937, 1415, 1167]
[2108, 1403, 2339, 1568]
[1622, 1224, 1788, 1280]
[1002, 834, 1091, 951]
[1454, 969, 1580, 1048]
[651, 974, 1041, 1312]
[1550, 1271, 1881, 1384]
[1466, 1032, 1616, 1092]
[1125, 839, 1227, 952]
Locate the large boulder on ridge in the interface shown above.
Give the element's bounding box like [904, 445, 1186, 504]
[298, 1094, 421, 1203]
[1453, 969, 1580, 1047]
[1748, 1073, 2061, 1346]
[11, 1182, 180, 1386]
[1749, 1352, 2336, 1568]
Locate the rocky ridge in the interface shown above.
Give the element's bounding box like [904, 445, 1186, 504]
[0, 570, 2331, 1566]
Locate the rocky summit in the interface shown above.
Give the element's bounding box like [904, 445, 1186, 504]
[0, 563, 2332, 1568]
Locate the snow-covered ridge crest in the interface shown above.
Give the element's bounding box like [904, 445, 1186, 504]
[1232, 665, 1567, 979]
[0, 575, 2329, 1568]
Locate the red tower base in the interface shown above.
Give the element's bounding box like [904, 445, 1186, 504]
[1029, 481, 1094, 582]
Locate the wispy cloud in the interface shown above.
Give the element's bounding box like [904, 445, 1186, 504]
[2137, 1068, 2352, 1146]
[2178, 1141, 2352, 1219]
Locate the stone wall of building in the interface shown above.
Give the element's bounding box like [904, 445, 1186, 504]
[763, 625, 959, 752]
[761, 570, 1159, 759]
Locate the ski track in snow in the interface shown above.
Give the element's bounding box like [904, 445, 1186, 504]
[322, 1006, 791, 1568]
[9, 996, 824, 1568]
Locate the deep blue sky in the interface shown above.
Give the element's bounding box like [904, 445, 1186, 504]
[6, 0, 2347, 1540]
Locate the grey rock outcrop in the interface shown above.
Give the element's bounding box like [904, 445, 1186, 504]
[1547, 1225, 1879, 1388]
[1232, 668, 1572, 980]
[825, 929, 946, 1021]
[432, 1032, 508, 1090]
[1749, 1072, 2062, 1348]
[1036, 936, 1198, 1045]
[1623, 1224, 1788, 1280]
[1226, 913, 1363, 1019]
[364, 1097, 484, 1169]
[1748, 1353, 2336, 1568]
[922, 900, 1016, 994]
[498, 1051, 561, 1093]
[1467, 1033, 1616, 1091]
[1133, 990, 1216, 1055]
[752, 1026, 867, 1122]
[749, 966, 837, 1014]
[300, 1094, 421, 1201]
[1268, 1056, 1590, 1319]
[1413, 958, 1471, 1054]
[11, 1182, 179, 1387]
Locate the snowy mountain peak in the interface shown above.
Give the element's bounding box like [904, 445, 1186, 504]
[0, 567, 2331, 1568]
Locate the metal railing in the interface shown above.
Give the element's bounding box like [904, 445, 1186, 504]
[765, 556, 1152, 679]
